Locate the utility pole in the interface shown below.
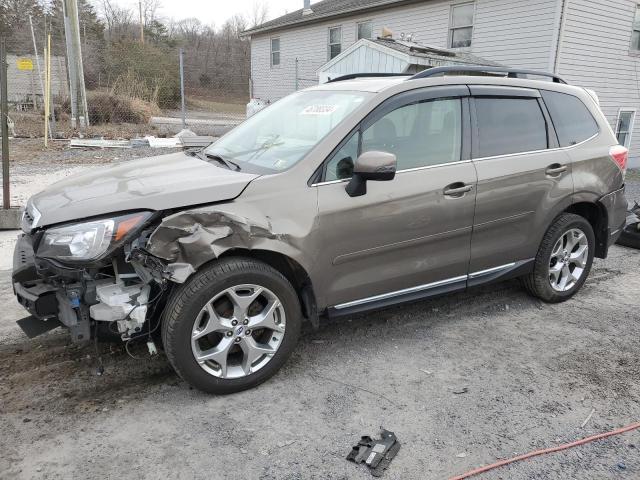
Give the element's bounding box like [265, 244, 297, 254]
[139, 0, 145, 44]
[1, 37, 10, 210]
[63, 0, 89, 129]
[28, 16, 45, 108]
[179, 48, 186, 130]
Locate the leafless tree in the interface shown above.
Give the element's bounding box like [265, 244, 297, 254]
[141, 0, 161, 27]
[247, 0, 268, 28]
[99, 0, 134, 41]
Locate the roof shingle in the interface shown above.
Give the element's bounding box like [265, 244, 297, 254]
[242, 0, 412, 36]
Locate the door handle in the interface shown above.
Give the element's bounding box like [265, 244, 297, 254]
[443, 182, 473, 197]
[546, 164, 568, 176]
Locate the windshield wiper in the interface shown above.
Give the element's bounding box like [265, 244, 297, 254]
[202, 152, 241, 171]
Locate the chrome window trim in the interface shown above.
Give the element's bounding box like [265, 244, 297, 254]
[312, 131, 598, 187]
[311, 159, 473, 187]
[332, 262, 519, 310]
[471, 131, 600, 163]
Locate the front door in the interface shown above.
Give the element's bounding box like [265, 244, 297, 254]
[314, 86, 477, 310]
[468, 86, 574, 277]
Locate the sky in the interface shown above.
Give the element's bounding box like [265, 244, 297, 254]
[109, 0, 320, 27]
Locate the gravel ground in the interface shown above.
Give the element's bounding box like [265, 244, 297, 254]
[0, 152, 638, 479]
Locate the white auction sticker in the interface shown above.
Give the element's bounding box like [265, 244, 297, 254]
[300, 105, 338, 115]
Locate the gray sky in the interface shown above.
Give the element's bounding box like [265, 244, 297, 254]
[109, 0, 319, 27]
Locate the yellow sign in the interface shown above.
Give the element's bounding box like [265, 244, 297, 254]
[17, 58, 34, 71]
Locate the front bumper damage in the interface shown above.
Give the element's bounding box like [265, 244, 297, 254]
[12, 232, 168, 344]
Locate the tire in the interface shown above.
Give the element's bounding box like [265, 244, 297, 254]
[161, 257, 302, 394]
[616, 222, 640, 250]
[523, 213, 595, 303]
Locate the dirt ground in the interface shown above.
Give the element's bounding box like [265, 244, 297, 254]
[0, 149, 639, 479]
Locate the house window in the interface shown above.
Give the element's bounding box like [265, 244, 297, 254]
[328, 26, 342, 59]
[271, 37, 280, 67]
[616, 110, 636, 147]
[357, 21, 373, 40]
[449, 2, 475, 48]
[631, 5, 640, 50]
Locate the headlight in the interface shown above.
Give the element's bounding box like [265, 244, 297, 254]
[38, 212, 152, 262]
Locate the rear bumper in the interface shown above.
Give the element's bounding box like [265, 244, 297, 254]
[599, 185, 628, 248]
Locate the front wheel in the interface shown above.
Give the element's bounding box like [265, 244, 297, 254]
[523, 213, 595, 303]
[161, 257, 302, 394]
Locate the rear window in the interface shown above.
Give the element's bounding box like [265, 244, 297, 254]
[475, 97, 548, 158]
[541, 90, 599, 147]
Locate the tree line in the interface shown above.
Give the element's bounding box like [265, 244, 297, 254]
[0, 0, 269, 106]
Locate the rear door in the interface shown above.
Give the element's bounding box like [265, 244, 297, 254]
[468, 86, 574, 280]
[313, 86, 478, 310]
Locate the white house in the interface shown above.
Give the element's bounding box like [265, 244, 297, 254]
[243, 0, 640, 167]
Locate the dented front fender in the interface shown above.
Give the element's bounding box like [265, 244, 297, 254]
[146, 177, 321, 286]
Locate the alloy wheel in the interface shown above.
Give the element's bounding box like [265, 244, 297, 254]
[548, 228, 589, 292]
[191, 284, 286, 379]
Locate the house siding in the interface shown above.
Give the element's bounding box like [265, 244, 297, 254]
[557, 0, 640, 167]
[249, 0, 557, 102]
[471, 0, 558, 70]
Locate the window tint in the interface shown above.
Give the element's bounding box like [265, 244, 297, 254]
[325, 132, 359, 181]
[361, 99, 462, 170]
[475, 98, 547, 157]
[541, 90, 599, 147]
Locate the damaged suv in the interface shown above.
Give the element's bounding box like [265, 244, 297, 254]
[13, 67, 628, 394]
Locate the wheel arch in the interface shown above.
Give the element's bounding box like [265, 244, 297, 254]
[216, 249, 319, 328]
[564, 201, 609, 258]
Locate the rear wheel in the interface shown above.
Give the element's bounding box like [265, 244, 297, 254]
[523, 213, 595, 303]
[162, 257, 302, 394]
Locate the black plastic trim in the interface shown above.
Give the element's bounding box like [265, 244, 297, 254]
[409, 66, 567, 84]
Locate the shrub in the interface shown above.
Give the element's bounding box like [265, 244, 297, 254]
[102, 42, 181, 109]
[62, 91, 161, 125]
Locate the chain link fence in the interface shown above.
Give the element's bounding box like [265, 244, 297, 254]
[249, 55, 320, 106]
[5, 43, 250, 140]
[4, 41, 325, 141]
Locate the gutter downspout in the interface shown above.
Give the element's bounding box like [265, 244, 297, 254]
[553, 0, 569, 74]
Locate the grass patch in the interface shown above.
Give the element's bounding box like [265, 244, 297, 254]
[186, 97, 247, 115]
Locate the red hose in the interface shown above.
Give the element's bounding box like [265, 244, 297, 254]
[449, 422, 640, 480]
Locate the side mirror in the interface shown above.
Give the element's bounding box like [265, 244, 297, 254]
[346, 151, 397, 197]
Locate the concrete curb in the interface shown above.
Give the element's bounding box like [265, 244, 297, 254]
[0, 208, 21, 230]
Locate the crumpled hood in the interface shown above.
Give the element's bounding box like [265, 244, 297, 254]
[28, 152, 259, 228]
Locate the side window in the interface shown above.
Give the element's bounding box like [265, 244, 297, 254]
[357, 21, 373, 40]
[475, 97, 548, 158]
[541, 90, 599, 147]
[631, 4, 640, 51]
[325, 132, 359, 181]
[615, 110, 636, 148]
[449, 2, 475, 48]
[328, 26, 342, 60]
[362, 98, 462, 170]
[270, 38, 280, 67]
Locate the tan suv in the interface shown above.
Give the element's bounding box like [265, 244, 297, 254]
[13, 67, 628, 393]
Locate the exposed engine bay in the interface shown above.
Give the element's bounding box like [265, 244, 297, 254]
[13, 222, 171, 348]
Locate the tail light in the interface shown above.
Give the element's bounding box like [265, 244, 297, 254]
[609, 145, 628, 175]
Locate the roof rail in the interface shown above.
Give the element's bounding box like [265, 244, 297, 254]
[408, 66, 567, 84]
[327, 72, 412, 83]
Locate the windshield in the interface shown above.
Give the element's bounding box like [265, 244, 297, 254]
[205, 90, 372, 172]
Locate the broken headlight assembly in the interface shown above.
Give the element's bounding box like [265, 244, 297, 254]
[37, 212, 153, 262]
